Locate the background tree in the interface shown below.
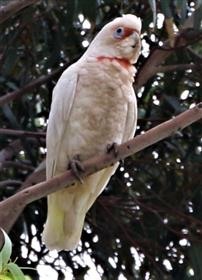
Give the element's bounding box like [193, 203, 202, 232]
[0, 0, 202, 279]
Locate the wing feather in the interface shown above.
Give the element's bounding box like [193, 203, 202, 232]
[122, 88, 137, 142]
[46, 65, 79, 179]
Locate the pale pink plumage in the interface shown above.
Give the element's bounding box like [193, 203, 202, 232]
[42, 14, 142, 251]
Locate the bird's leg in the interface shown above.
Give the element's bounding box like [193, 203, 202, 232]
[68, 155, 85, 183]
[106, 142, 119, 158]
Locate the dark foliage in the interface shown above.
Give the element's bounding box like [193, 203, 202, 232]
[0, 0, 202, 279]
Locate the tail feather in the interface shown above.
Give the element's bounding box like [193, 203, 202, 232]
[42, 165, 118, 251]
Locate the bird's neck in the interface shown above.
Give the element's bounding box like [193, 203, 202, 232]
[96, 56, 132, 70]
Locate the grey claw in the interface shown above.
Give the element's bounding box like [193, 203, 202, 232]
[69, 156, 85, 183]
[106, 142, 119, 157]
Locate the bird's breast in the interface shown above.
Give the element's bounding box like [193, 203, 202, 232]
[62, 60, 136, 160]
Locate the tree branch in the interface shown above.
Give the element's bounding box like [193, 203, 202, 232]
[135, 32, 202, 91]
[0, 0, 40, 24]
[0, 138, 42, 167]
[0, 180, 22, 189]
[155, 63, 199, 73]
[0, 103, 201, 235]
[135, 11, 201, 91]
[0, 65, 67, 107]
[0, 139, 22, 163]
[0, 162, 45, 238]
[0, 128, 45, 138]
[0, 160, 34, 171]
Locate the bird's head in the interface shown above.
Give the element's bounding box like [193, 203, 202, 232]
[84, 14, 142, 65]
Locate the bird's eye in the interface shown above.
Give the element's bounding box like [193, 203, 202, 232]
[113, 27, 125, 39]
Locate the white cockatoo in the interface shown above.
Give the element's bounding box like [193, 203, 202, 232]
[42, 14, 142, 251]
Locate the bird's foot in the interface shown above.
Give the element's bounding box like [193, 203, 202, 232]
[68, 155, 85, 183]
[106, 142, 119, 157]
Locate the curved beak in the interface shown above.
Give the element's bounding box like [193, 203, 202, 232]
[131, 31, 141, 49]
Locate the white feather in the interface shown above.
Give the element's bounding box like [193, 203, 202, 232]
[42, 14, 141, 251]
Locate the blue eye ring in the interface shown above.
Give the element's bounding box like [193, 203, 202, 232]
[113, 26, 125, 39]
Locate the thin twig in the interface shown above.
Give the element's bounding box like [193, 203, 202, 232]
[0, 128, 45, 138]
[0, 138, 42, 164]
[0, 160, 34, 171]
[156, 63, 199, 73]
[0, 139, 22, 163]
[135, 11, 201, 91]
[0, 65, 67, 107]
[0, 0, 40, 24]
[0, 162, 45, 235]
[0, 180, 22, 189]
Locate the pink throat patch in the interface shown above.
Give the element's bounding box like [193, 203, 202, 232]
[96, 56, 131, 69]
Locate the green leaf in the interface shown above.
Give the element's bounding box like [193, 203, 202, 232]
[6, 263, 26, 280]
[77, 0, 97, 22]
[176, 0, 187, 23]
[25, 276, 32, 280]
[160, 0, 172, 18]
[188, 244, 202, 280]
[0, 252, 2, 272]
[148, 0, 157, 26]
[2, 105, 21, 130]
[193, 4, 202, 30]
[0, 275, 12, 280]
[0, 229, 12, 268]
[2, 47, 19, 76]
[163, 95, 183, 113]
[66, 0, 76, 27]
